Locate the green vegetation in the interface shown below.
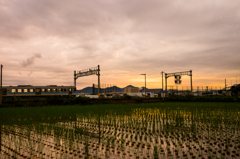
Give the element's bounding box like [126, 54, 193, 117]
[1, 95, 240, 107]
[165, 95, 240, 102]
[231, 85, 240, 96]
[0, 102, 240, 158]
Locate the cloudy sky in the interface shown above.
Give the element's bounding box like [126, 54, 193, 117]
[1, 0, 240, 89]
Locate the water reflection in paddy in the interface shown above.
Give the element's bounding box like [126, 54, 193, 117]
[0, 103, 240, 158]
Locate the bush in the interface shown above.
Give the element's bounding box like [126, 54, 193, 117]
[135, 98, 143, 103]
[47, 97, 65, 105]
[122, 94, 131, 99]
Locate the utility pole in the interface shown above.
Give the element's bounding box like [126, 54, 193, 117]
[0, 66, 2, 150]
[140, 73, 146, 97]
[190, 70, 192, 93]
[165, 73, 168, 96]
[0, 64, 2, 105]
[145, 74, 146, 97]
[161, 71, 164, 92]
[225, 79, 227, 90]
[74, 70, 76, 87]
[97, 65, 100, 94]
[206, 86, 208, 97]
[74, 65, 100, 94]
[93, 84, 95, 95]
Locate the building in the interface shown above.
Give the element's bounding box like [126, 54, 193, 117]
[145, 89, 163, 94]
[140, 89, 163, 97]
[127, 93, 142, 97]
[124, 87, 139, 93]
[193, 91, 202, 96]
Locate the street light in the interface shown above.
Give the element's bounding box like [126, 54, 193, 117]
[140, 73, 146, 97]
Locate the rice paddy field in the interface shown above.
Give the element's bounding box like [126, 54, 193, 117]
[0, 102, 240, 159]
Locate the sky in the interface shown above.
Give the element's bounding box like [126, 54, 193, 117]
[1, 0, 240, 89]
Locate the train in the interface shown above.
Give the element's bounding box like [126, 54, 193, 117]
[1, 85, 77, 96]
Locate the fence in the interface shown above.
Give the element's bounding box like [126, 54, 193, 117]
[165, 86, 228, 97]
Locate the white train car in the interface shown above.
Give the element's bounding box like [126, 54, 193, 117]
[1, 85, 77, 96]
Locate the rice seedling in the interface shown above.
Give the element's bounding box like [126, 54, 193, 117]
[0, 102, 240, 158]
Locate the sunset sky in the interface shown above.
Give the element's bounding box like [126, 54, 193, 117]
[1, 0, 240, 89]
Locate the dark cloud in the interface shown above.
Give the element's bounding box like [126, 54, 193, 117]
[21, 53, 42, 67]
[1, 0, 240, 87]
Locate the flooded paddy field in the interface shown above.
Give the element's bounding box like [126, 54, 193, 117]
[0, 102, 240, 159]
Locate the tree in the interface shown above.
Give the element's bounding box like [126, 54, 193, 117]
[230, 84, 240, 96]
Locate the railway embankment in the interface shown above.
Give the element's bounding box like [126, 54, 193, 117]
[0, 96, 240, 107]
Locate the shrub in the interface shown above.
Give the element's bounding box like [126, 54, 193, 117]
[122, 94, 131, 99]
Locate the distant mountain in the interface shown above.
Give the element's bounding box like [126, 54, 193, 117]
[76, 85, 143, 94]
[76, 86, 124, 94]
[124, 85, 138, 88]
[104, 86, 124, 93]
[75, 87, 93, 94]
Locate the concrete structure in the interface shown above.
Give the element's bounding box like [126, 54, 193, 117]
[124, 87, 139, 93]
[140, 89, 163, 97]
[112, 92, 124, 98]
[76, 93, 89, 97]
[85, 95, 99, 98]
[147, 92, 154, 98]
[105, 91, 124, 98]
[193, 91, 202, 96]
[127, 93, 142, 97]
[160, 93, 166, 97]
[145, 89, 163, 94]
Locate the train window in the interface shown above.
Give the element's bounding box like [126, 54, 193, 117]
[18, 89, 22, 93]
[69, 88, 72, 91]
[29, 89, 33, 92]
[42, 89, 45, 92]
[12, 89, 16, 93]
[52, 89, 56, 92]
[35, 89, 40, 92]
[24, 89, 28, 92]
[7, 89, 11, 93]
[47, 89, 50, 92]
